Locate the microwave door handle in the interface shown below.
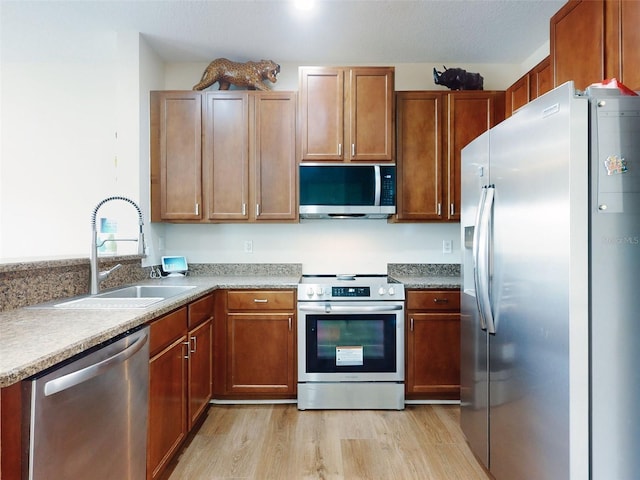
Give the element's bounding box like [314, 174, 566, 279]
[374, 165, 381, 206]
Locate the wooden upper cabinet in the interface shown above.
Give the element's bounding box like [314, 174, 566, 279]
[150, 91, 202, 222]
[529, 56, 553, 100]
[299, 67, 344, 161]
[299, 66, 394, 162]
[394, 90, 504, 223]
[151, 90, 297, 224]
[505, 75, 530, 119]
[505, 56, 552, 118]
[348, 68, 395, 161]
[550, 0, 639, 91]
[395, 91, 444, 221]
[203, 91, 297, 222]
[551, 0, 605, 91]
[253, 92, 298, 221]
[203, 92, 250, 221]
[607, 0, 640, 90]
[446, 91, 505, 221]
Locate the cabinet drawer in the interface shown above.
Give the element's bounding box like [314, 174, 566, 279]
[227, 290, 295, 311]
[188, 293, 214, 328]
[406, 290, 460, 311]
[149, 307, 188, 356]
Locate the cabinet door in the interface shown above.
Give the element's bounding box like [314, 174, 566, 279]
[551, 0, 605, 91]
[348, 67, 395, 162]
[608, 0, 640, 90]
[226, 313, 295, 395]
[529, 56, 553, 100]
[505, 74, 530, 119]
[406, 313, 460, 399]
[188, 319, 212, 429]
[1, 382, 22, 478]
[446, 91, 504, 221]
[150, 91, 202, 221]
[299, 67, 344, 161]
[203, 92, 250, 220]
[148, 336, 188, 480]
[395, 91, 444, 220]
[253, 92, 298, 221]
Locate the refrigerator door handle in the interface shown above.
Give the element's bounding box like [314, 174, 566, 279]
[477, 185, 496, 334]
[473, 187, 489, 331]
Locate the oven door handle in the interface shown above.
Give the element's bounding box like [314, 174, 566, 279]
[298, 304, 404, 313]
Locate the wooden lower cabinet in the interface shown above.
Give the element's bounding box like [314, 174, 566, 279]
[147, 294, 214, 480]
[214, 289, 296, 398]
[0, 382, 22, 479]
[405, 290, 461, 400]
[148, 327, 188, 480]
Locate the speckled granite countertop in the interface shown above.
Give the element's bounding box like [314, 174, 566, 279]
[389, 275, 461, 289]
[387, 263, 461, 289]
[0, 275, 299, 388]
[1, 262, 461, 388]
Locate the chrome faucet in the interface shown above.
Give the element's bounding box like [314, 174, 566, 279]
[90, 196, 145, 294]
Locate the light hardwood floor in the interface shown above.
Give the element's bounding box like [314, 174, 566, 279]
[167, 404, 492, 480]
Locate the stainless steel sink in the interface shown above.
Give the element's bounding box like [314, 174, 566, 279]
[52, 285, 197, 309]
[95, 285, 197, 299]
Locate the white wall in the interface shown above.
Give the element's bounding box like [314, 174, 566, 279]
[0, 20, 549, 268]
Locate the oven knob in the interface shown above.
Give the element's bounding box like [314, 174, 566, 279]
[315, 287, 324, 296]
[388, 286, 396, 296]
[378, 286, 386, 296]
[306, 287, 315, 297]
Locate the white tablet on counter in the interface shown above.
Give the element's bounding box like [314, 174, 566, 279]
[161, 256, 188, 276]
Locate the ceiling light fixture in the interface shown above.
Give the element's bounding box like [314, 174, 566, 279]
[293, 0, 315, 12]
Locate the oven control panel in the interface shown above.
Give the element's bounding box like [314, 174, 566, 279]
[299, 283, 404, 300]
[332, 286, 370, 297]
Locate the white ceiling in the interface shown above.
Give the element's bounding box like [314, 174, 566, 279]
[1, 0, 565, 65]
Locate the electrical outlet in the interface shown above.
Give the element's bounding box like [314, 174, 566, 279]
[244, 240, 253, 253]
[443, 240, 452, 254]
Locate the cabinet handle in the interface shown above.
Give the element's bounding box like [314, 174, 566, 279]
[410, 317, 414, 331]
[288, 317, 292, 331]
[450, 203, 455, 216]
[351, 144, 355, 156]
[195, 203, 199, 216]
[182, 341, 190, 359]
[437, 203, 442, 216]
[338, 144, 342, 156]
[433, 298, 449, 304]
[256, 204, 260, 217]
[190, 336, 197, 353]
[254, 298, 268, 303]
[242, 203, 247, 216]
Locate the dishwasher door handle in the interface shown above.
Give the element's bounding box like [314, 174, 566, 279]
[43, 332, 148, 397]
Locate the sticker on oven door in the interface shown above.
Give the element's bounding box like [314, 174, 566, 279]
[336, 346, 363, 366]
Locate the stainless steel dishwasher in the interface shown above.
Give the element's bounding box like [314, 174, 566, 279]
[25, 326, 149, 480]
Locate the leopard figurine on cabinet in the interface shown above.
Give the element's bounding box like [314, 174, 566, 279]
[192, 58, 280, 91]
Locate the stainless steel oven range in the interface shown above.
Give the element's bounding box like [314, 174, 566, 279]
[297, 274, 405, 410]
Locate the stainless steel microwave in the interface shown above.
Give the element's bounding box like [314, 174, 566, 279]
[299, 164, 396, 219]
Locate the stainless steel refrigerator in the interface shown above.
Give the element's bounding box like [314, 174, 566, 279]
[460, 81, 640, 480]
